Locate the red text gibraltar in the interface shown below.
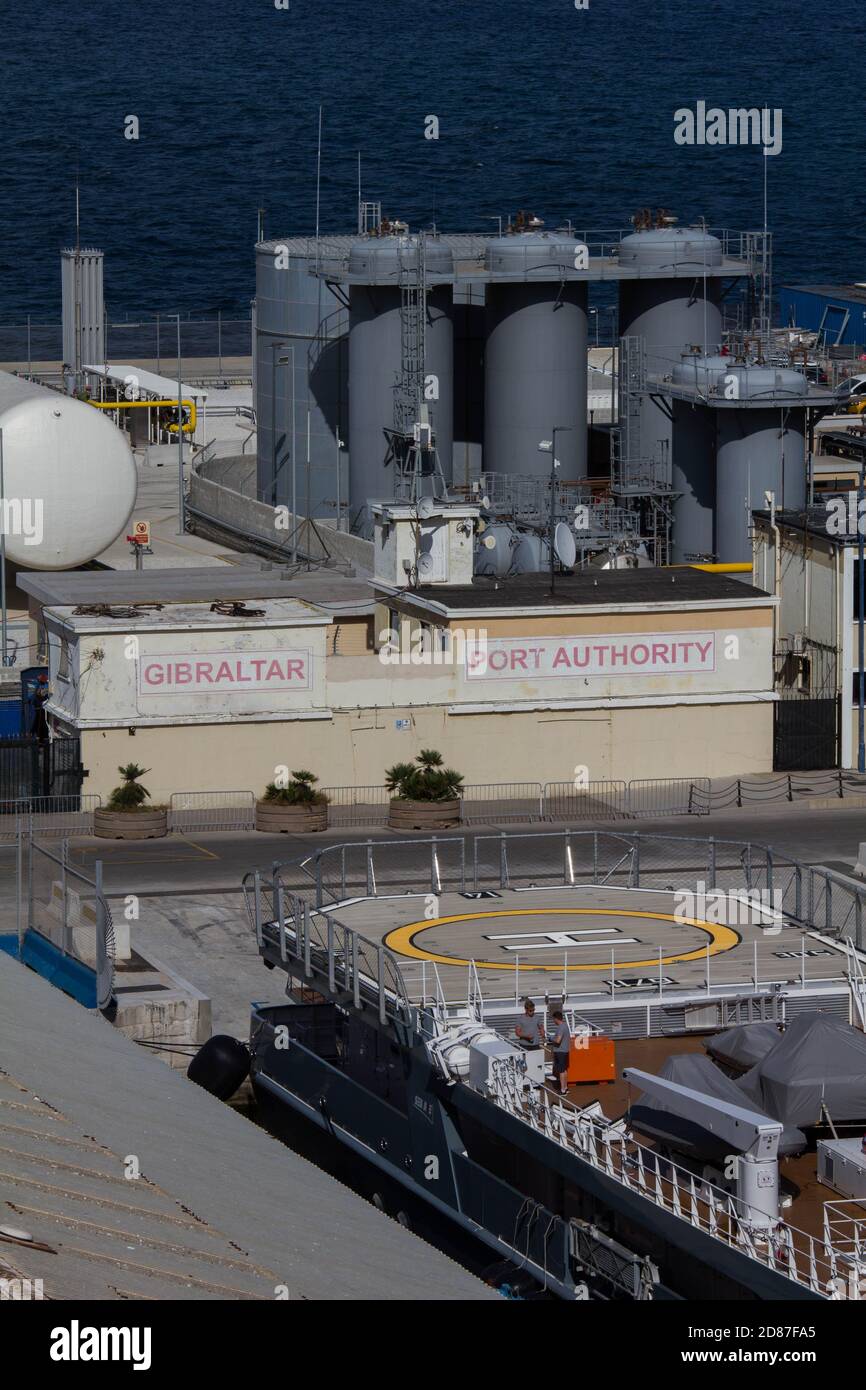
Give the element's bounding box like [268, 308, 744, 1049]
[138, 649, 311, 694]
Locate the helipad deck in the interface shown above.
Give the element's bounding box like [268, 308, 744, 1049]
[325, 883, 850, 1022]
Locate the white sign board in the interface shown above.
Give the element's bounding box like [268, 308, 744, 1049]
[137, 648, 312, 697]
[463, 632, 716, 681]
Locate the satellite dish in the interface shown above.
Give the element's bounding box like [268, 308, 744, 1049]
[482, 533, 496, 550]
[481, 495, 490, 509]
[554, 521, 577, 568]
[417, 496, 436, 519]
[417, 552, 436, 577]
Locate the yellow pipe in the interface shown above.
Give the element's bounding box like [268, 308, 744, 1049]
[88, 399, 197, 433]
[667, 562, 753, 573]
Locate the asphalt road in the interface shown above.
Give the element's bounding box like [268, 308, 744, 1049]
[56, 801, 866, 901]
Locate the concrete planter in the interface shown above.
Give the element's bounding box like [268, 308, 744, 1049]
[388, 798, 461, 831]
[93, 808, 168, 841]
[255, 801, 329, 834]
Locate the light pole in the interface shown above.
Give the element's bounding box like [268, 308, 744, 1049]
[539, 428, 570, 597]
[176, 314, 184, 535]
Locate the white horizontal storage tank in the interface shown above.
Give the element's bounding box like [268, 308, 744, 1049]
[0, 372, 137, 569]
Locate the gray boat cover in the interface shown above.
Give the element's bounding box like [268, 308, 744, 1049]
[738, 1011, 866, 1128]
[705, 1021, 784, 1071]
[630, 1052, 807, 1159]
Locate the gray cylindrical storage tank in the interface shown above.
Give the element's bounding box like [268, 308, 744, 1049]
[618, 228, 723, 473]
[715, 367, 808, 563]
[348, 236, 454, 536]
[669, 354, 729, 561]
[255, 239, 348, 518]
[484, 232, 588, 481]
[453, 278, 485, 490]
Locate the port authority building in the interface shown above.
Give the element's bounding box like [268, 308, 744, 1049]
[18, 563, 776, 803]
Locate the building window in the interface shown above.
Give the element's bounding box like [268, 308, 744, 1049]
[58, 638, 70, 683]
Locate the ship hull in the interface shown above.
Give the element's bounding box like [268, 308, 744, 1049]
[249, 1001, 823, 1302]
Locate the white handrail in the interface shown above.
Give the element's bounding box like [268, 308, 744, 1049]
[488, 1056, 852, 1298]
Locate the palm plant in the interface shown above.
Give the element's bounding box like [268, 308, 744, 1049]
[263, 770, 327, 806]
[385, 749, 463, 802]
[106, 764, 152, 811]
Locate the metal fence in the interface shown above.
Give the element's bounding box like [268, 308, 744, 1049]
[694, 771, 866, 810]
[264, 828, 866, 955]
[0, 770, 861, 842]
[168, 790, 255, 833]
[0, 795, 101, 840]
[25, 834, 114, 1009]
[278, 827, 800, 908]
[0, 314, 252, 369]
[543, 780, 629, 821]
[628, 778, 711, 816]
[459, 782, 544, 823]
[319, 778, 709, 827]
[319, 785, 391, 828]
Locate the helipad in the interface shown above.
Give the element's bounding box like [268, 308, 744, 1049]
[328, 883, 830, 1004]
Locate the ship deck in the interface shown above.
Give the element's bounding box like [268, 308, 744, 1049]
[569, 1033, 843, 1247]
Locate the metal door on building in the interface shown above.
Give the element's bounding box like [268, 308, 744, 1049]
[773, 693, 840, 771]
[0, 735, 84, 808]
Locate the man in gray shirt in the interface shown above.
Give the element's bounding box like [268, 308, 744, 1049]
[549, 1010, 571, 1096]
[515, 998, 545, 1049]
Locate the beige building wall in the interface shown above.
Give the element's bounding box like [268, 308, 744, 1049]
[81, 699, 772, 804]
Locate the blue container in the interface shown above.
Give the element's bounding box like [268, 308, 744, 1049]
[0, 699, 20, 736]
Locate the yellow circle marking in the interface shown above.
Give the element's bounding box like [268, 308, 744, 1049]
[383, 907, 740, 972]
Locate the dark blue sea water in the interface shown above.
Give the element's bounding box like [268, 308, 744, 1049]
[1, 0, 860, 323]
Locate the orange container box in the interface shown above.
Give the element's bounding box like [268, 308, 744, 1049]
[567, 1035, 616, 1084]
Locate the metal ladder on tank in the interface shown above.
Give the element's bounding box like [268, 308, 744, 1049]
[388, 233, 448, 507]
[611, 335, 676, 566]
[611, 335, 648, 496]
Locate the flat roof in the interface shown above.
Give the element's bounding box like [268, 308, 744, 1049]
[0, 949, 493, 1301]
[754, 505, 861, 546]
[44, 597, 330, 634]
[784, 284, 866, 306]
[18, 566, 376, 616]
[84, 363, 208, 400]
[380, 567, 771, 614]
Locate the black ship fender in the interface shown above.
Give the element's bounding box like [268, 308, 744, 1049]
[188, 1035, 250, 1100]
